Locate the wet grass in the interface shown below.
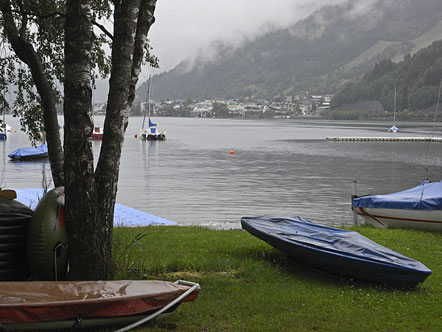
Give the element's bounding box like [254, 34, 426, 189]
[112, 226, 442, 332]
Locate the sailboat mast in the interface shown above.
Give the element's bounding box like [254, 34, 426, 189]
[148, 77, 151, 119]
[141, 75, 151, 130]
[393, 86, 397, 125]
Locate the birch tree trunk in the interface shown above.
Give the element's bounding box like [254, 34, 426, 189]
[65, 0, 157, 280]
[64, 0, 103, 279]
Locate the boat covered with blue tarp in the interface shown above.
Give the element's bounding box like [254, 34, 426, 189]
[352, 181, 442, 231]
[8, 144, 48, 160]
[352, 180, 442, 210]
[241, 215, 432, 287]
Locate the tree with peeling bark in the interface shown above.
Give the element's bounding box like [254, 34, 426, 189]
[1, 0, 158, 279]
[64, 0, 157, 280]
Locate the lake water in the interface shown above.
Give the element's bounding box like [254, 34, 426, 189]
[2, 115, 442, 229]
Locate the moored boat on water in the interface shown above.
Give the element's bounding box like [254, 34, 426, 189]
[241, 215, 432, 287]
[8, 143, 48, 160]
[0, 116, 10, 140]
[140, 75, 166, 141]
[352, 180, 442, 232]
[141, 118, 166, 141]
[91, 126, 104, 139]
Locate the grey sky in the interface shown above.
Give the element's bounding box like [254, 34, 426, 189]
[146, 0, 348, 77]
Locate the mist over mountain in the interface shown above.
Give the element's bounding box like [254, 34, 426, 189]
[136, 0, 442, 101]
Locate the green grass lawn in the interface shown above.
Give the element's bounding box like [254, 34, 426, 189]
[112, 226, 442, 332]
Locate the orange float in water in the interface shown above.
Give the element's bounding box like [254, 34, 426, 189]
[230, 149, 235, 155]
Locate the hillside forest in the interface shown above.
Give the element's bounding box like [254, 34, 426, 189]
[330, 40, 442, 120]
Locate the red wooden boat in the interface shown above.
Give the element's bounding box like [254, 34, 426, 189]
[0, 279, 199, 331]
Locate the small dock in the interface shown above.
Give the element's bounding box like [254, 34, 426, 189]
[326, 137, 442, 142]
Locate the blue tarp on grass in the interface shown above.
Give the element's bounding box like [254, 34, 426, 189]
[14, 188, 176, 227]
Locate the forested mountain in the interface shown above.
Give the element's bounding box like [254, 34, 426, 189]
[136, 0, 442, 101]
[331, 40, 442, 116]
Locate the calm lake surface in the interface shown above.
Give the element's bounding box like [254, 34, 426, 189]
[2, 115, 442, 229]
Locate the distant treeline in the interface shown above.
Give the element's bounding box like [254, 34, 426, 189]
[331, 40, 442, 118]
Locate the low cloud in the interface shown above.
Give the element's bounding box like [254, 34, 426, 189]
[145, 0, 385, 77]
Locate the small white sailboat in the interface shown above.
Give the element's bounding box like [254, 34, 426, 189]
[388, 87, 399, 133]
[140, 76, 166, 141]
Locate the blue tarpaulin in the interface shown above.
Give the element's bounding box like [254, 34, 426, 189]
[352, 180, 442, 210]
[8, 144, 48, 159]
[13, 188, 176, 227]
[241, 215, 432, 286]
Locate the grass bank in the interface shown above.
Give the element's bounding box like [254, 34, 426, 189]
[113, 226, 442, 332]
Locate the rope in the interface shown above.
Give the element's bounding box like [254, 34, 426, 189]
[115, 280, 200, 332]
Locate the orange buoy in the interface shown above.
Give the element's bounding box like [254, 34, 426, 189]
[230, 149, 235, 155]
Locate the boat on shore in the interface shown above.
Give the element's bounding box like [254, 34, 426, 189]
[352, 180, 442, 232]
[0, 279, 200, 331]
[8, 143, 48, 160]
[241, 215, 432, 287]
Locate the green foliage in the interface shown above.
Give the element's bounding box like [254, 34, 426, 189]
[0, 0, 157, 139]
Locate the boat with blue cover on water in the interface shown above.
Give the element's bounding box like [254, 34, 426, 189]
[8, 144, 48, 160]
[241, 215, 432, 287]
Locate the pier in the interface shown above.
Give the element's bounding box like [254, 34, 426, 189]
[326, 137, 442, 142]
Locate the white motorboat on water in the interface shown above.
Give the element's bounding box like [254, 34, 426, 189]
[352, 180, 442, 232]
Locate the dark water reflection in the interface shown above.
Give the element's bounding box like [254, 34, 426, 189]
[2, 116, 442, 229]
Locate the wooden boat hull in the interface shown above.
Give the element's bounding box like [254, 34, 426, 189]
[241, 215, 432, 287]
[352, 206, 442, 232]
[0, 280, 199, 331]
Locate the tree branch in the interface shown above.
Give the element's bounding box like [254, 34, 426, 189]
[92, 20, 113, 40]
[8, 7, 114, 41]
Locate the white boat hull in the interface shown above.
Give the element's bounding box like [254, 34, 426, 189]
[352, 206, 442, 232]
